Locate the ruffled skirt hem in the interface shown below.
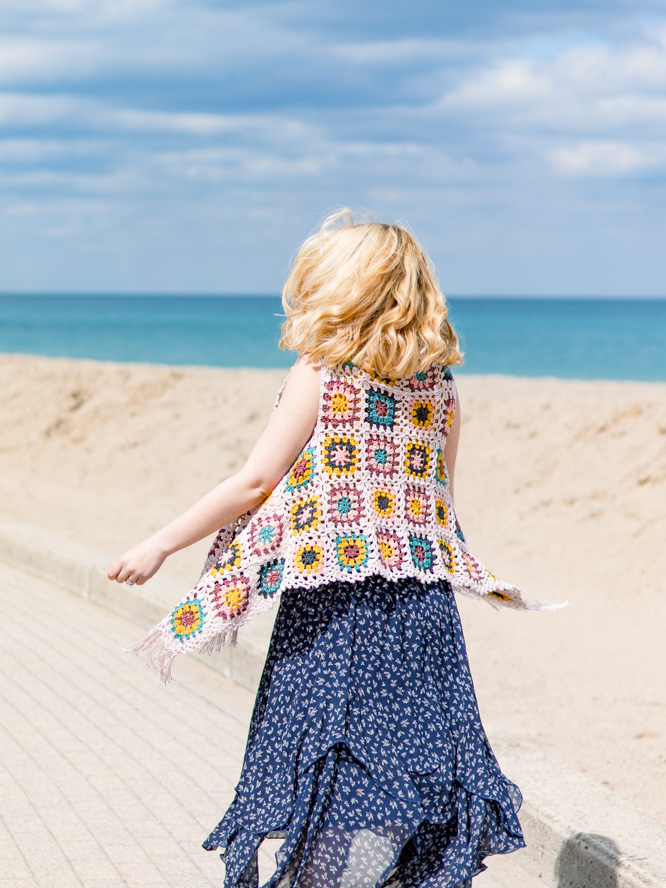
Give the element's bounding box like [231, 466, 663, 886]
[204, 738, 524, 888]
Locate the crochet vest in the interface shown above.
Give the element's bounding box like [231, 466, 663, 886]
[129, 362, 554, 681]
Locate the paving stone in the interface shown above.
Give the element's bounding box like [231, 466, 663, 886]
[0, 562, 255, 888]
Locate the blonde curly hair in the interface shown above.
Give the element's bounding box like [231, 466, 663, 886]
[279, 209, 463, 379]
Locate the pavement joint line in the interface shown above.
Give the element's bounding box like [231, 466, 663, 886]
[0, 528, 665, 888]
[1, 559, 252, 748]
[1, 600, 246, 799]
[0, 562, 254, 733]
[0, 759, 90, 888]
[1, 619, 244, 794]
[0, 650, 211, 847]
[0, 672, 163, 858]
[0, 645, 215, 827]
[0, 564, 247, 887]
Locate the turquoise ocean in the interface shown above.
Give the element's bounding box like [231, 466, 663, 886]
[0, 294, 664, 380]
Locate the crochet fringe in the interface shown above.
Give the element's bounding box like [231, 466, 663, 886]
[124, 622, 239, 684]
[453, 583, 569, 613]
[529, 599, 569, 611]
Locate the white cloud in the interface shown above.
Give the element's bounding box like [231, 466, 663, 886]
[549, 140, 659, 176]
[0, 166, 140, 194]
[4, 197, 110, 219]
[108, 108, 313, 140]
[156, 146, 327, 183]
[0, 92, 79, 126]
[0, 89, 318, 143]
[105, 108, 249, 136]
[440, 29, 666, 132]
[153, 139, 479, 189]
[596, 94, 666, 126]
[0, 2, 313, 86]
[443, 59, 554, 108]
[0, 9, 254, 95]
[0, 40, 99, 84]
[332, 38, 470, 66]
[0, 0, 165, 19]
[433, 27, 666, 178]
[0, 138, 107, 163]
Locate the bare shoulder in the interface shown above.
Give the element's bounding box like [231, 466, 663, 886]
[290, 354, 322, 384]
[279, 355, 321, 405]
[271, 355, 321, 429]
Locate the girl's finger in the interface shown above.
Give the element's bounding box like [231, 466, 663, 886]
[107, 562, 121, 580]
[117, 566, 134, 584]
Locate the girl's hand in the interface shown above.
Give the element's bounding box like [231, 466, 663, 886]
[107, 538, 167, 586]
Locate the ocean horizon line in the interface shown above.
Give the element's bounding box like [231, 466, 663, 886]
[1, 291, 665, 301]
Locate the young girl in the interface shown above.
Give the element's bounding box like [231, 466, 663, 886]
[109, 210, 555, 888]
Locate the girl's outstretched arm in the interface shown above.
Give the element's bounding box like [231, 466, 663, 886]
[108, 357, 321, 586]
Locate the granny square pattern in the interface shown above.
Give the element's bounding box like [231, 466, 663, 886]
[128, 361, 549, 682]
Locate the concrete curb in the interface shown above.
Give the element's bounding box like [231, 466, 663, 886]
[492, 738, 665, 888]
[2, 522, 664, 888]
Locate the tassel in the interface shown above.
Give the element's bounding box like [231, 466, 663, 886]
[525, 599, 570, 612]
[124, 620, 241, 684]
[124, 623, 176, 684]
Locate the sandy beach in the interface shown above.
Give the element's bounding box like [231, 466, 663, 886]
[1, 353, 665, 823]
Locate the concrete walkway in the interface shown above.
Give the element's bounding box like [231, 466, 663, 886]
[0, 561, 258, 888]
[0, 560, 544, 888]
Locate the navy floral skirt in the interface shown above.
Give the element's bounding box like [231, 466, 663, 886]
[203, 575, 525, 888]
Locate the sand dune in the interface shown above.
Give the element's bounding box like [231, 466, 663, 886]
[1, 354, 665, 821]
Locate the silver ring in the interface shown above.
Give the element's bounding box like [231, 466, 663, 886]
[125, 579, 136, 586]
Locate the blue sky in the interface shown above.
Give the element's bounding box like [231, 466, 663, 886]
[0, 0, 664, 295]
